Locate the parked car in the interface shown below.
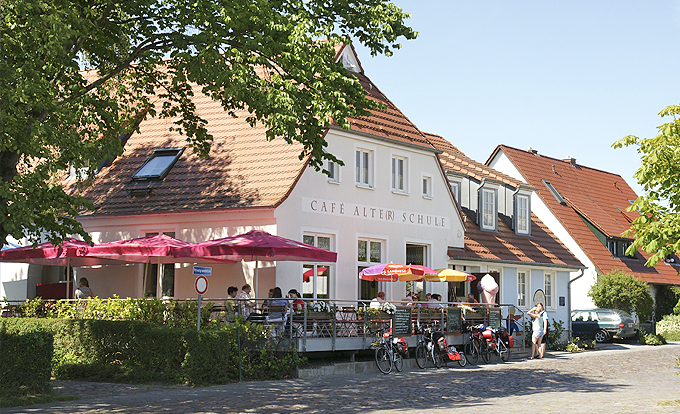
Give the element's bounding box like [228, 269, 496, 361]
[571, 309, 638, 343]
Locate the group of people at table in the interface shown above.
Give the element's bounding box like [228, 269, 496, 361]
[223, 284, 305, 323]
[370, 291, 480, 310]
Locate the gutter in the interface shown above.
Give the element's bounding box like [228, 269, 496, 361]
[567, 268, 585, 339]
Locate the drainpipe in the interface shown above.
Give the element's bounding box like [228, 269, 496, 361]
[567, 269, 585, 339]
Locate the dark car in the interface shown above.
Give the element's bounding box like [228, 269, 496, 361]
[571, 309, 638, 343]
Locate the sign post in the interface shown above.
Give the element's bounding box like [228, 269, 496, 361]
[194, 266, 211, 331]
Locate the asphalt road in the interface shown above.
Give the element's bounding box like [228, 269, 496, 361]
[4, 342, 680, 414]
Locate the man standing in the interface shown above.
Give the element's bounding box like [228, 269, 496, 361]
[235, 284, 255, 317]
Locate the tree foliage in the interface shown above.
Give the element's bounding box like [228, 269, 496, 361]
[588, 270, 653, 318]
[613, 105, 680, 266]
[0, 0, 417, 245]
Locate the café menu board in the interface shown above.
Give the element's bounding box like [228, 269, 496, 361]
[394, 307, 412, 335]
[489, 308, 502, 329]
[447, 307, 462, 333]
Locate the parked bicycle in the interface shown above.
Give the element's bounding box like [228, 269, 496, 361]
[483, 326, 511, 362]
[463, 322, 489, 364]
[415, 325, 442, 368]
[371, 327, 404, 374]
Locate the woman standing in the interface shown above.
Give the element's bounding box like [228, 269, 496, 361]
[528, 302, 546, 359]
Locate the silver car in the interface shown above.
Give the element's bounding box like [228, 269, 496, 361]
[571, 309, 638, 343]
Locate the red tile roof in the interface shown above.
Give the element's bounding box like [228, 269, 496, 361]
[493, 145, 680, 284]
[426, 135, 581, 268]
[66, 50, 437, 217]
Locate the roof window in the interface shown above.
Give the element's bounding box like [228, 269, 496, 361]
[133, 148, 184, 181]
[542, 180, 566, 205]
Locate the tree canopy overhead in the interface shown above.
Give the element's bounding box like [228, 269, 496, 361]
[0, 0, 417, 246]
[614, 105, 680, 267]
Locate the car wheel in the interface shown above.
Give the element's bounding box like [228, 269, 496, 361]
[594, 329, 609, 343]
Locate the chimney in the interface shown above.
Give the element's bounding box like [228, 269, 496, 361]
[527, 147, 538, 154]
[563, 156, 577, 166]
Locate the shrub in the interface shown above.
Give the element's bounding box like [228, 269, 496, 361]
[553, 336, 595, 353]
[0, 321, 53, 400]
[588, 270, 653, 318]
[641, 332, 666, 345]
[656, 314, 680, 334]
[655, 285, 680, 319]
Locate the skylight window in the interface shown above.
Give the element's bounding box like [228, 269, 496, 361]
[133, 148, 184, 181]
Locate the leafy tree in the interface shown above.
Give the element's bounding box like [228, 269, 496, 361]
[0, 0, 417, 246]
[655, 285, 680, 319]
[613, 105, 680, 266]
[588, 270, 653, 318]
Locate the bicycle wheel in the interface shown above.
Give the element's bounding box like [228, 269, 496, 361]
[499, 341, 510, 362]
[458, 351, 467, 367]
[432, 346, 443, 368]
[393, 349, 404, 372]
[481, 341, 491, 364]
[466, 338, 479, 365]
[375, 346, 393, 374]
[415, 344, 427, 369]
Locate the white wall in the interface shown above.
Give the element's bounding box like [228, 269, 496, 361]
[275, 129, 465, 302]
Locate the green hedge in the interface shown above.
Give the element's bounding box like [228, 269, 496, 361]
[0, 318, 299, 387]
[0, 323, 53, 399]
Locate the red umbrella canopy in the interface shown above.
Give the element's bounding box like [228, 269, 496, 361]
[86, 234, 191, 263]
[175, 230, 337, 262]
[359, 263, 431, 282]
[0, 239, 121, 266]
[303, 266, 327, 282]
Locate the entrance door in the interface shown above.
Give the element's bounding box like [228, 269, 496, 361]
[405, 244, 426, 300]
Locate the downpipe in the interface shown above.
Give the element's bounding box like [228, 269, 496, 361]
[567, 269, 585, 339]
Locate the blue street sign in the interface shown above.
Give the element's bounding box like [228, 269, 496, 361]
[193, 266, 212, 276]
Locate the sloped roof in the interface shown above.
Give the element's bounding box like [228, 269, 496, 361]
[449, 212, 584, 269]
[425, 135, 580, 268]
[67, 47, 437, 217]
[492, 145, 680, 284]
[425, 133, 528, 188]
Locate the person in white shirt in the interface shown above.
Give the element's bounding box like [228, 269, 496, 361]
[370, 291, 386, 309]
[235, 284, 255, 317]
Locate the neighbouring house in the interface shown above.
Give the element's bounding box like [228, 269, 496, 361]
[425, 133, 584, 335]
[33, 44, 466, 303]
[487, 145, 680, 313]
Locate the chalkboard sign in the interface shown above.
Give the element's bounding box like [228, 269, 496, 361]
[447, 307, 462, 333]
[489, 308, 502, 329]
[394, 307, 412, 335]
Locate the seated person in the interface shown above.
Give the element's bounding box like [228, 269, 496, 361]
[267, 287, 288, 321]
[370, 291, 386, 309]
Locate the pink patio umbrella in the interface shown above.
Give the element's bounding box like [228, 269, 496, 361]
[0, 239, 132, 298]
[303, 266, 327, 283]
[175, 230, 338, 297]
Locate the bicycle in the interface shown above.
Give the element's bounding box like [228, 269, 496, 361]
[415, 326, 444, 369]
[484, 327, 511, 362]
[463, 322, 487, 365]
[371, 328, 404, 374]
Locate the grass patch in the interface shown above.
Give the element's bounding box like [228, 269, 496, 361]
[659, 400, 680, 406]
[0, 391, 78, 408]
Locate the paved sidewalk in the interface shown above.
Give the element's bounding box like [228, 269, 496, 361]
[4, 342, 680, 413]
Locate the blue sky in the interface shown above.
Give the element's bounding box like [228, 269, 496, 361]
[353, 1, 680, 195]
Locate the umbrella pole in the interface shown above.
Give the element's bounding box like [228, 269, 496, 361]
[254, 257, 259, 302]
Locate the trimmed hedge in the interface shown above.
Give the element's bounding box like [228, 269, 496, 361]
[0, 318, 299, 387]
[0, 323, 53, 399]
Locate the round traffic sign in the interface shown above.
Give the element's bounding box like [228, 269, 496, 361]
[195, 275, 208, 295]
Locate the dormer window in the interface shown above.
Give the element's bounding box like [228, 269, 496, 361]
[133, 148, 184, 181]
[479, 187, 498, 231]
[514, 194, 531, 235]
[607, 238, 632, 258]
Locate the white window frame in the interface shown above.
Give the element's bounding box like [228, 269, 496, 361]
[517, 269, 529, 309]
[448, 178, 461, 204]
[302, 233, 335, 300]
[355, 147, 374, 188]
[327, 159, 340, 184]
[480, 187, 498, 231]
[422, 175, 432, 199]
[544, 272, 554, 310]
[515, 193, 530, 235]
[391, 155, 408, 193]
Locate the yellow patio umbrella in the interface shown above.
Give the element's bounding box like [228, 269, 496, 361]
[423, 268, 476, 282]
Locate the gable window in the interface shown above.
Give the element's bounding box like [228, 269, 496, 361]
[422, 175, 432, 198]
[327, 160, 340, 183]
[391, 156, 407, 193]
[518, 270, 528, 308]
[302, 234, 333, 299]
[355, 148, 373, 188]
[449, 179, 460, 203]
[607, 238, 632, 258]
[133, 148, 184, 181]
[480, 188, 497, 231]
[544, 272, 554, 309]
[515, 194, 531, 235]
